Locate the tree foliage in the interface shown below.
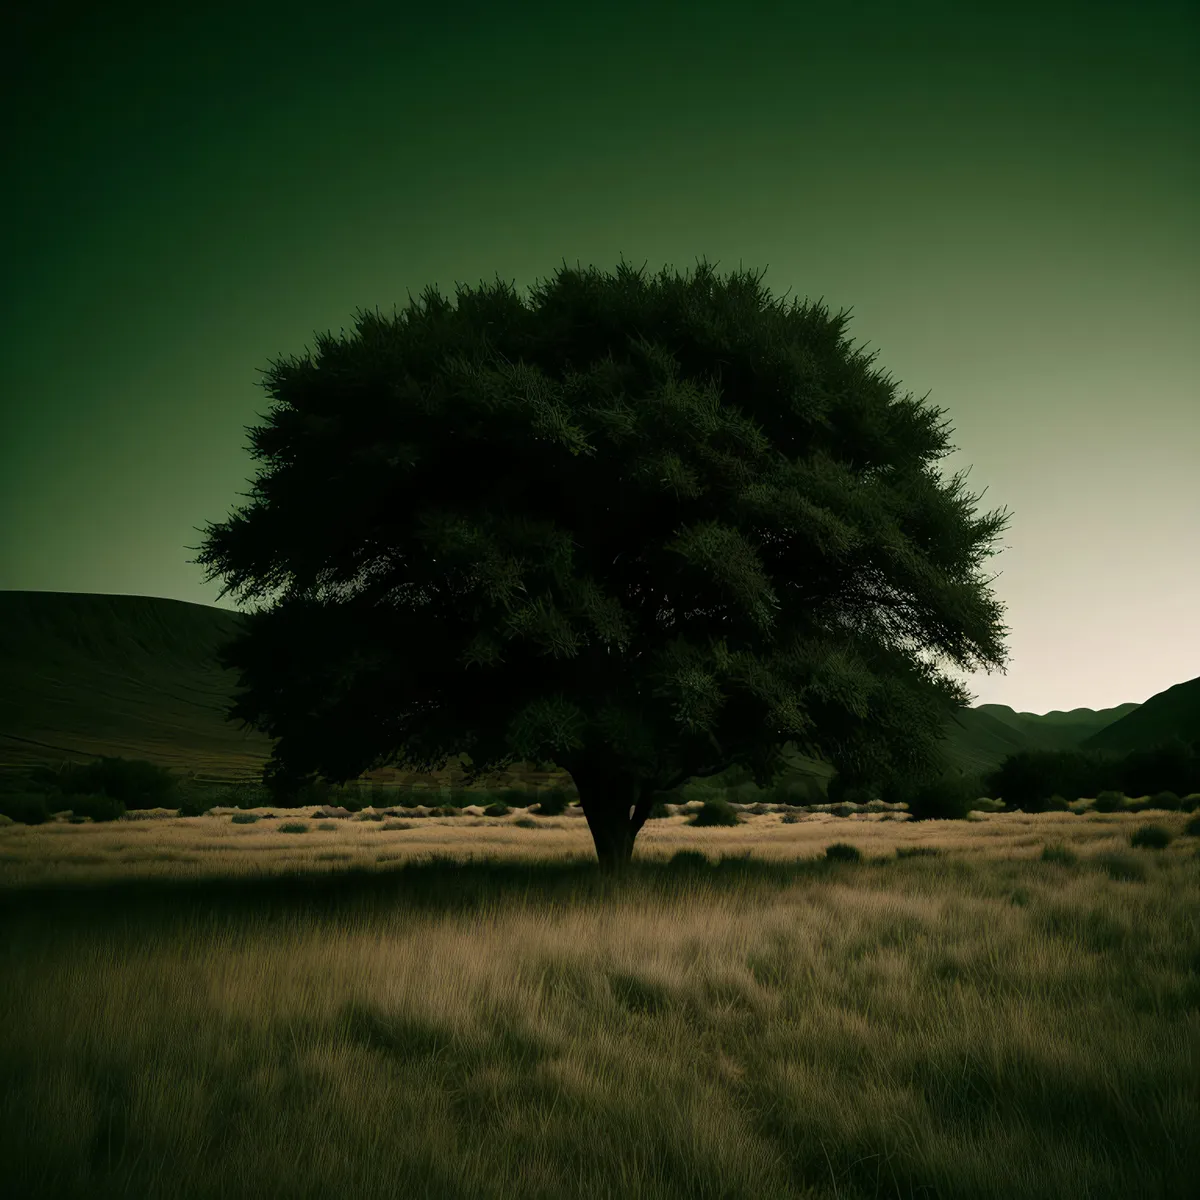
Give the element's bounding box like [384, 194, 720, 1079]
[187, 256, 1013, 869]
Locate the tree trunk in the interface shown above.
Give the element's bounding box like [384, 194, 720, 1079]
[567, 758, 655, 874]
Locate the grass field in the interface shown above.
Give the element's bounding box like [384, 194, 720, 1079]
[2, 809, 1198, 1199]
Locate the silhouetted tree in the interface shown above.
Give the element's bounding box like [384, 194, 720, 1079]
[186, 256, 1013, 871]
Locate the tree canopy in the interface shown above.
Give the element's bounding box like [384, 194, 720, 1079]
[186, 256, 1013, 870]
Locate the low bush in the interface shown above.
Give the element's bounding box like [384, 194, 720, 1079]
[1185, 814, 1200, 838]
[689, 796, 742, 827]
[431, 805, 459, 818]
[1093, 790, 1126, 813]
[1039, 793, 1072, 812]
[1130, 824, 1173, 850]
[178, 794, 216, 817]
[63, 792, 125, 822]
[1182, 795, 1200, 813]
[231, 812, 259, 824]
[1148, 791, 1181, 811]
[278, 822, 309, 834]
[765, 775, 827, 806]
[316, 821, 338, 831]
[534, 788, 570, 816]
[483, 802, 511, 818]
[381, 819, 410, 831]
[825, 843, 862, 863]
[896, 846, 942, 859]
[496, 788, 534, 809]
[48, 756, 180, 810]
[1041, 843, 1078, 866]
[901, 776, 977, 821]
[1098, 852, 1148, 882]
[780, 812, 801, 825]
[0, 793, 50, 825]
[514, 817, 538, 829]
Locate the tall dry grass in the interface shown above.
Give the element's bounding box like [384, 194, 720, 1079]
[1, 810, 1197, 1199]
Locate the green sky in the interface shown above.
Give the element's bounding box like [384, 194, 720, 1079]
[2, 0, 1196, 714]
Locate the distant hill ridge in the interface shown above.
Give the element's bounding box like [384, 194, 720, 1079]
[1, 590, 1196, 786]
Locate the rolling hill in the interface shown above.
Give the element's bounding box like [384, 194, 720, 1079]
[1, 590, 1191, 791]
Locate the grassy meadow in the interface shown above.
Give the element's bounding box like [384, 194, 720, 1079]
[2, 798, 1198, 1199]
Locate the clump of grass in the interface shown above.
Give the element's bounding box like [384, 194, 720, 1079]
[1130, 824, 1173, 850]
[896, 846, 942, 859]
[1184, 814, 1200, 838]
[381, 820, 410, 831]
[1097, 851, 1148, 882]
[825, 842, 862, 863]
[1042, 843, 1078, 866]
[278, 822, 309, 834]
[514, 817, 538, 829]
[316, 821, 338, 831]
[231, 812, 259, 824]
[780, 812, 801, 824]
[667, 849, 709, 869]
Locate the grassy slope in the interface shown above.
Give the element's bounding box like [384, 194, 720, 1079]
[5, 589, 1189, 790]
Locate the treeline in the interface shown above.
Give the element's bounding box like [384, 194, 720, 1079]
[979, 735, 1200, 811]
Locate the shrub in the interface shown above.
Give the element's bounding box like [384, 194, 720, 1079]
[766, 775, 826, 806]
[178, 793, 216, 817]
[825, 842, 862, 863]
[496, 788, 534, 808]
[231, 812, 259, 824]
[900, 776, 976, 821]
[1130, 824, 1173, 850]
[781, 812, 801, 824]
[1098, 852, 1148, 882]
[1041, 843, 1078, 866]
[431, 805, 459, 818]
[359, 812, 384, 821]
[534, 788, 570, 816]
[689, 796, 742, 827]
[1185, 814, 1200, 838]
[1040, 793, 1072, 812]
[63, 792, 125, 822]
[483, 802, 511, 818]
[1148, 791, 1181, 811]
[0, 793, 50, 825]
[514, 817, 538, 829]
[1182, 795, 1200, 813]
[1093, 790, 1125, 813]
[49, 756, 180, 809]
[317, 821, 338, 830]
[278, 822, 309, 833]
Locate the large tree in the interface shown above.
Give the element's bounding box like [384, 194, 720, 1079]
[187, 257, 1013, 871]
